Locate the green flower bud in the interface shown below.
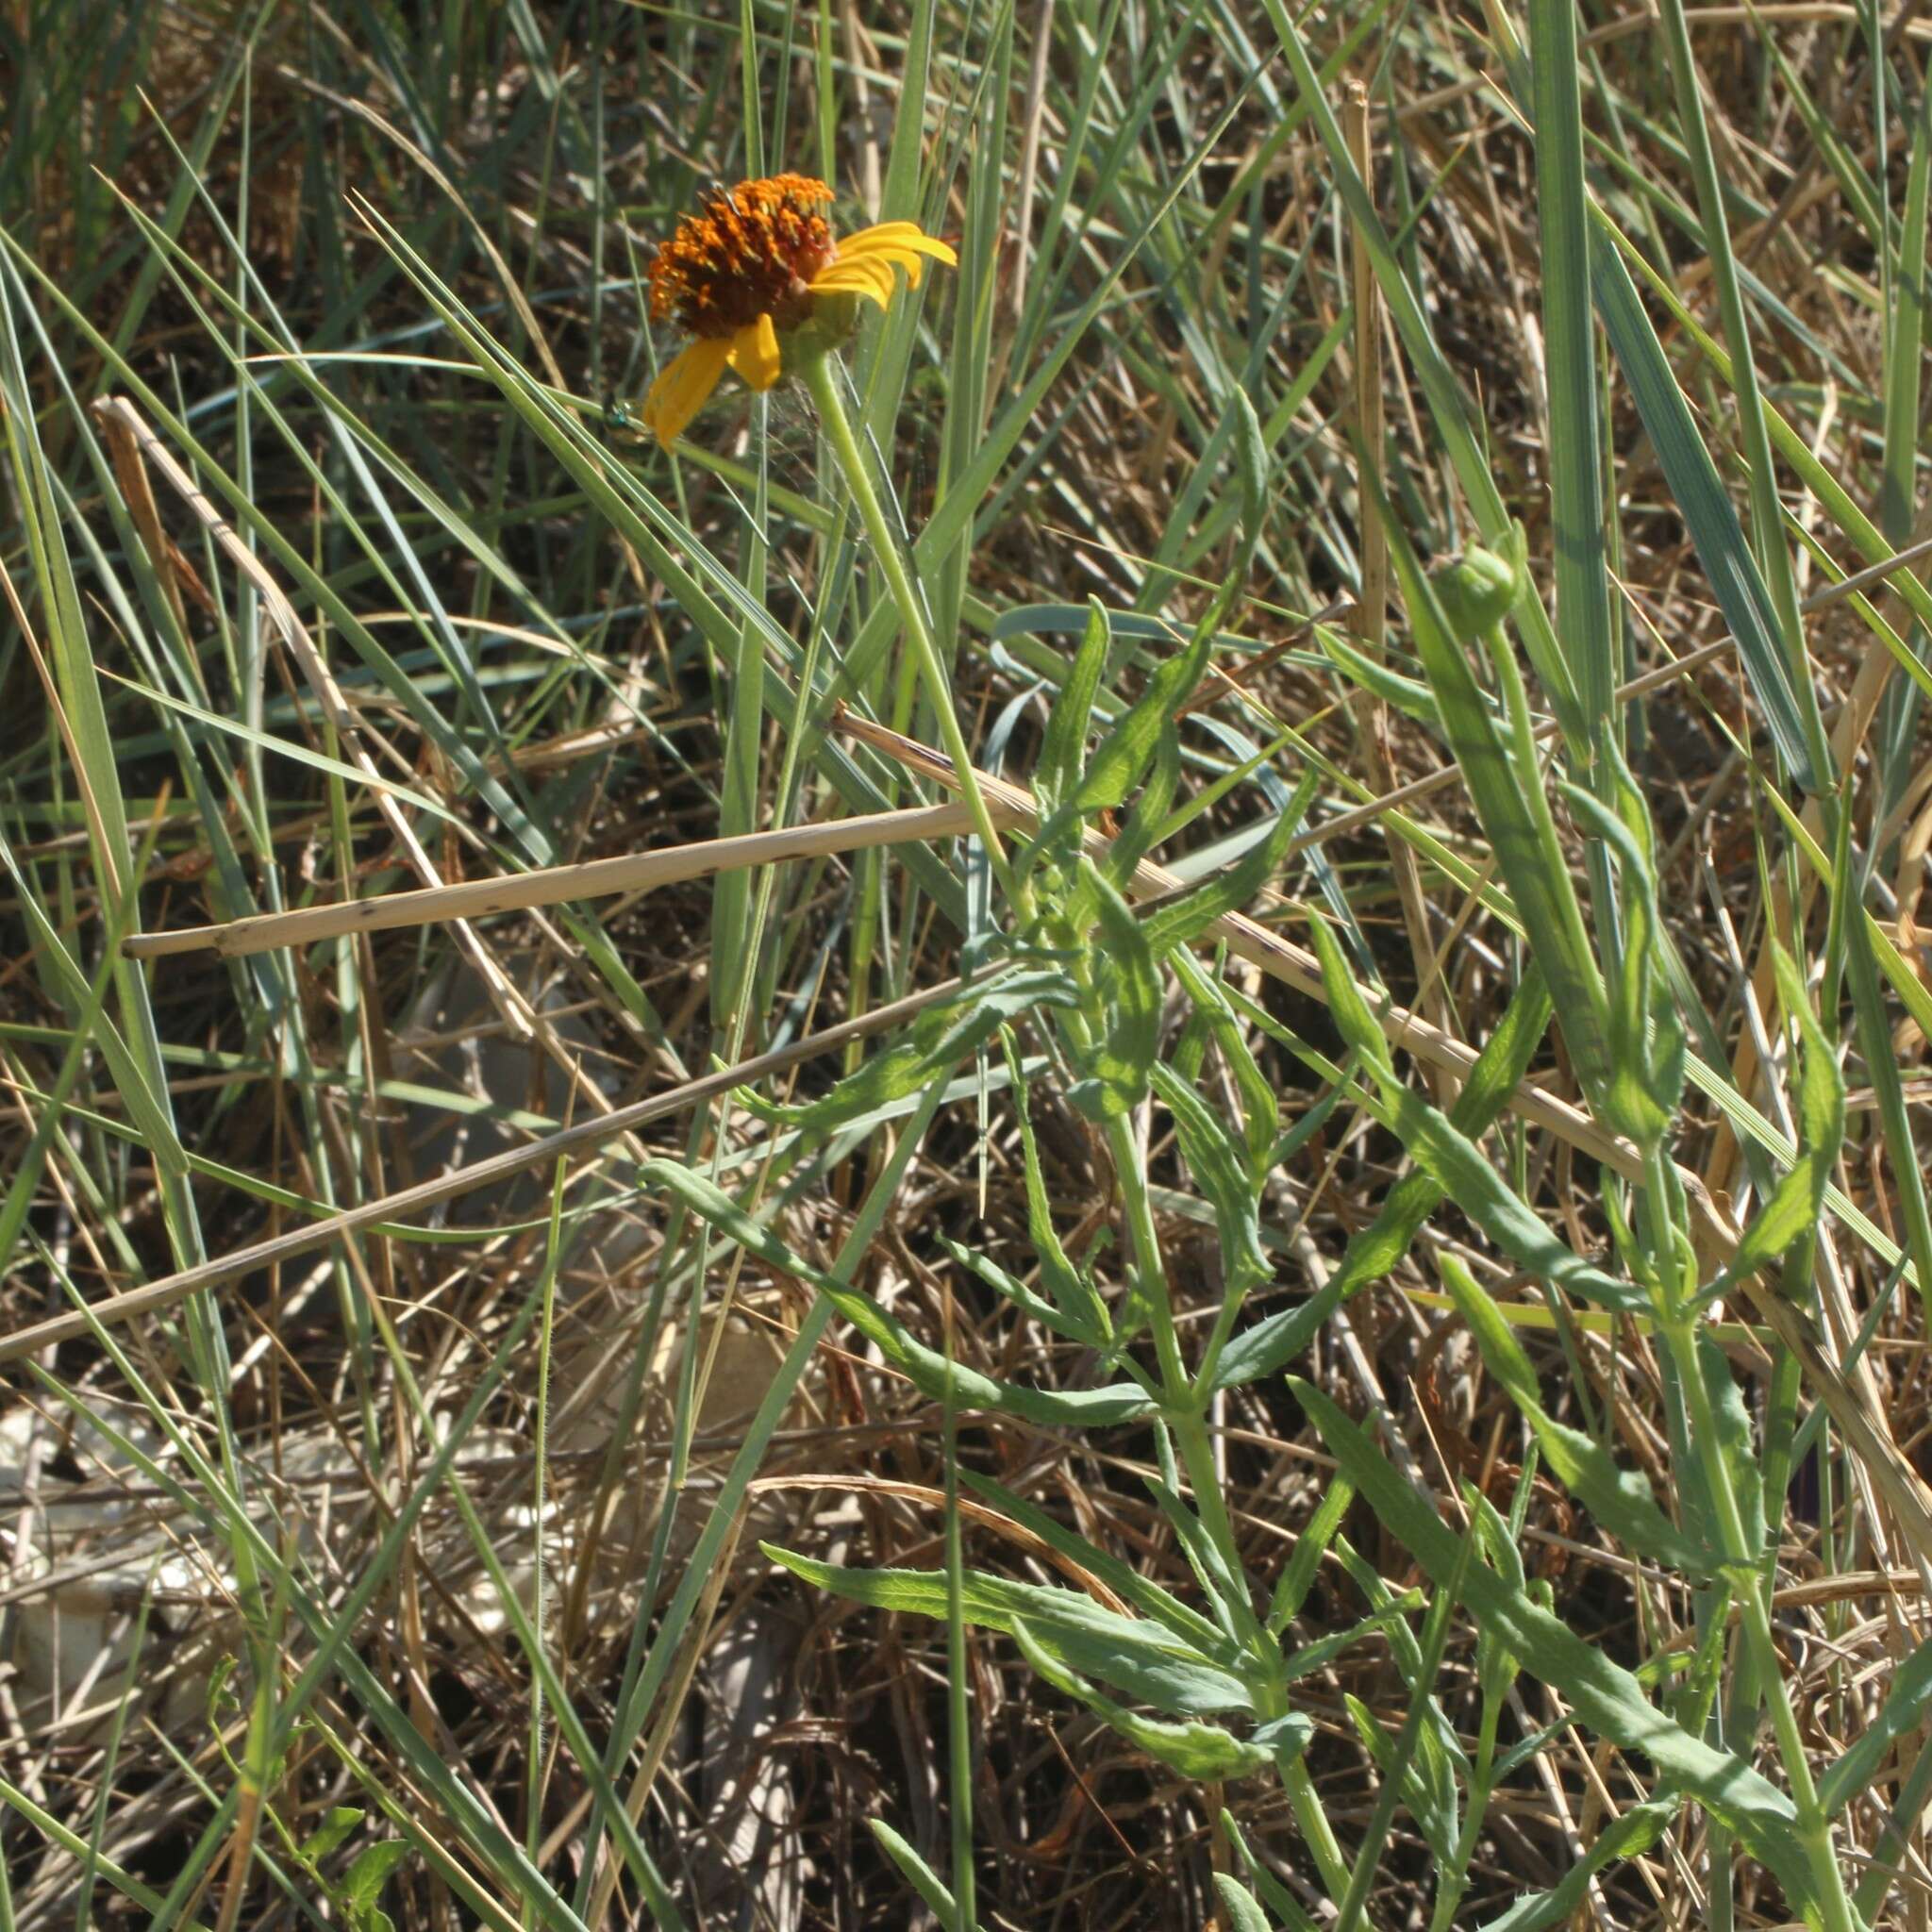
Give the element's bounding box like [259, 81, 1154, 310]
[1429, 525, 1527, 642]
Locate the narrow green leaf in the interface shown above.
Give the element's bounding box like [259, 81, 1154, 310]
[959, 1471, 1235, 1660]
[641, 1158, 1156, 1427]
[1704, 945, 1845, 1296]
[1010, 1621, 1278, 1780]
[1003, 1033, 1112, 1341]
[1291, 1379, 1813, 1905]
[1074, 621, 1214, 814]
[1343, 1693, 1458, 1865]
[1213, 1874, 1277, 1932]
[1232, 385, 1268, 572]
[869, 1821, 984, 1932]
[1149, 1061, 1270, 1296]
[1478, 1799, 1679, 1932]
[1139, 769, 1316, 964]
[1069, 868, 1161, 1122]
[1037, 598, 1113, 811]
[1305, 918, 1639, 1310]
[763, 1548, 1254, 1715]
[1317, 626, 1440, 724]
[1443, 1256, 1713, 1575]
[1267, 1476, 1355, 1636]
[1589, 229, 1818, 789]
[1224, 1812, 1321, 1932]
[1212, 961, 1554, 1388]
[742, 971, 1076, 1135]
[1820, 1638, 1932, 1822]
[1529, 0, 1617, 742]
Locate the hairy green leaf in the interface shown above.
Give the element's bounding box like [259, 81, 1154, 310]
[763, 1548, 1254, 1716]
[1011, 1620, 1281, 1780]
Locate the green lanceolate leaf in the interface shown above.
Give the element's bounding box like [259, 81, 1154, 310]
[1036, 597, 1113, 813]
[1010, 1620, 1282, 1780]
[1304, 918, 1640, 1310]
[938, 1234, 1102, 1346]
[641, 1159, 1156, 1427]
[1589, 226, 1819, 791]
[1231, 385, 1269, 576]
[1148, 1060, 1270, 1299]
[1702, 943, 1845, 1301]
[739, 969, 1076, 1135]
[1068, 866, 1162, 1122]
[1343, 1693, 1458, 1864]
[1171, 951, 1281, 1176]
[1443, 1256, 1714, 1575]
[762, 1547, 1254, 1715]
[1291, 1378, 1816, 1908]
[1211, 961, 1554, 1389]
[1074, 605, 1216, 814]
[1469, 1489, 1528, 1704]
[959, 1471, 1231, 1657]
[1004, 1032, 1113, 1341]
[1223, 1813, 1321, 1932]
[1212, 1874, 1276, 1932]
[1477, 1798, 1679, 1932]
[1819, 1636, 1932, 1822]
[1317, 626, 1441, 724]
[1138, 766, 1317, 965]
[869, 1821, 986, 1932]
[1267, 1475, 1355, 1635]
[1299, 910, 1394, 1078]
[1696, 1331, 1765, 1565]
[1559, 755, 1686, 1148]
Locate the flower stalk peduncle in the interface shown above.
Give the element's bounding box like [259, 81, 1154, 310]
[797, 347, 1023, 910]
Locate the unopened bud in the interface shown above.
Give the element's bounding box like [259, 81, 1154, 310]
[1430, 529, 1525, 641]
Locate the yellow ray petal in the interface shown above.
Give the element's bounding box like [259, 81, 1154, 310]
[840, 224, 958, 270]
[813, 278, 891, 310]
[726, 313, 782, 391]
[844, 245, 929, 288]
[843, 221, 958, 259]
[810, 267, 894, 309]
[641, 336, 730, 447]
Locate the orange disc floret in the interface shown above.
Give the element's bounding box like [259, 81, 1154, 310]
[647, 174, 837, 338]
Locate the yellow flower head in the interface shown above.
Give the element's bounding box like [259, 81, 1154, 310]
[641, 175, 958, 447]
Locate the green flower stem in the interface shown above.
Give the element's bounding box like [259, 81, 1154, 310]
[799, 348, 1023, 911]
[1105, 1103, 1354, 1901]
[1429, 1690, 1502, 1932]
[807, 338, 1354, 1901]
[1641, 1156, 1853, 1932]
[1671, 1317, 1851, 1932]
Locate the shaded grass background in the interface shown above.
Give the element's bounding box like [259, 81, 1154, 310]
[2, 1, 1931, 1928]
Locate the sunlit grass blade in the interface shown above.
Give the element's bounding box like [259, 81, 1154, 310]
[1528, 0, 1617, 750]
